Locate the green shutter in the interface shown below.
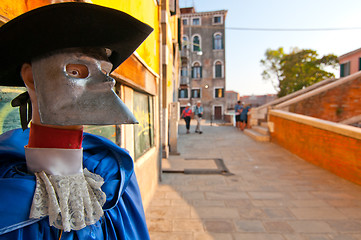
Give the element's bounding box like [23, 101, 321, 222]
[340, 64, 345, 77]
[212, 35, 215, 49]
[200, 66, 202, 78]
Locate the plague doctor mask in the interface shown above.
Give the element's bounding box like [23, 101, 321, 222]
[31, 48, 138, 126]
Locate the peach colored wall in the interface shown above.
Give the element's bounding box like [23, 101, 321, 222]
[339, 49, 361, 75]
[270, 111, 361, 185]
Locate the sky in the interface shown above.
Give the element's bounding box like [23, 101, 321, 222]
[179, 0, 361, 96]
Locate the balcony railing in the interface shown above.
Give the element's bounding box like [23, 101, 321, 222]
[180, 76, 189, 86]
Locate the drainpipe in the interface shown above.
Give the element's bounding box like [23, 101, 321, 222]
[158, 3, 163, 182]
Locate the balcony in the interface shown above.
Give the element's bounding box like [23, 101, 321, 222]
[180, 76, 189, 86]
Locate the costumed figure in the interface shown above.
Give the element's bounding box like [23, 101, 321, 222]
[0, 2, 153, 239]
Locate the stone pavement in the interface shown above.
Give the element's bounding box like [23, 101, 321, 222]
[145, 119, 361, 240]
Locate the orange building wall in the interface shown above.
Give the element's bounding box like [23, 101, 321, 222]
[270, 113, 361, 185]
[289, 76, 361, 122]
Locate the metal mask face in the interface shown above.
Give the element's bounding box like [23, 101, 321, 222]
[31, 50, 138, 125]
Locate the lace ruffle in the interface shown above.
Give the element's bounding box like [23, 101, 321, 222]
[29, 169, 106, 232]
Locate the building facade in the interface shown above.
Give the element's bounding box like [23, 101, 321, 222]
[339, 47, 361, 77]
[225, 90, 239, 110]
[179, 7, 227, 120]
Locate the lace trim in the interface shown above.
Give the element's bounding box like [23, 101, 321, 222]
[29, 169, 106, 232]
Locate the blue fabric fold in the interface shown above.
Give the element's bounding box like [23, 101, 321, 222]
[0, 128, 150, 240]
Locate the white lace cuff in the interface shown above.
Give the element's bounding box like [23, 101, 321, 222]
[29, 169, 106, 232]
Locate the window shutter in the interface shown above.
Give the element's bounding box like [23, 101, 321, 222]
[340, 64, 345, 77]
[200, 66, 203, 78]
[212, 35, 215, 49]
[221, 34, 224, 49]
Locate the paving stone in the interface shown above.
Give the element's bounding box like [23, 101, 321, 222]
[327, 220, 361, 232]
[147, 206, 191, 219]
[282, 234, 306, 240]
[288, 221, 334, 233]
[173, 219, 204, 232]
[238, 208, 267, 219]
[302, 234, 331, 240]
[232, 233, 285, 240]
[149, 232, 193, 240]
[192, 199, 225, 207]
[248, 192, 289, 200]
[290, 208, 347, 220]
[225, 199, 253, 208]
[191, 207, 239, 219]
[182, 191, 205, 200]
[329, 234, 357, 240]
[234, 220, 266, 232]
[291, 199, 329, 208]
[204, 220, 234, 232]
[338, 208, 361, 219]
[263, 221, 294, 233]
[263, 208, 295, 219]
[205, 191, 249, 200]
[194, 232, 233, 240]
[146, 218, 172, 232]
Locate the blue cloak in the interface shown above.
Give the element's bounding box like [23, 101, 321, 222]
[0, 129, 150, 240]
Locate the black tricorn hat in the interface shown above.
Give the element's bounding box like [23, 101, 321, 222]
[0, 2, 153, 87]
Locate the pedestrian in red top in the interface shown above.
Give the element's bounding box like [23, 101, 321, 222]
[181, 103, 192, 134]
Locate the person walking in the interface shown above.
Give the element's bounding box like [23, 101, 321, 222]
[240, 104, 251, 131]
[181, 103, 192, 134]
[234, 101, 243, 129]
[193, 101, 203, 134]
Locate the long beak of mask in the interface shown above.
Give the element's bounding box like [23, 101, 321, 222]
[31, 50, 138, 126]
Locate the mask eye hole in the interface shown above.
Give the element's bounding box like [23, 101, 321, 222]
[66, 64, 89, 78]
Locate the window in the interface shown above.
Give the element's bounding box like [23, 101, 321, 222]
[0, 86, 25, 134]
[359, 58, 361, 71]
[213, 16, 222, 24]
[215, 61, 223, 78]
[213, 33, 223, 50]
[192, 17, 200, 25]
[181, 66, 188, 77]
[191, 89, 201, 98]
[180, 66, 188, 85]
[182, 18, 188, 26]
[182, 35, 189, 50]
[133, 91, 154, 159]
[214, 88, 224, 98]
[191, 62, 202, 79]
[340, 61, 350, 77]
[192, 35, 201, 52]
[179, 89, 189, 99]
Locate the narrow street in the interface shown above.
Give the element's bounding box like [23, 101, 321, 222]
[146, 120, 361, 240]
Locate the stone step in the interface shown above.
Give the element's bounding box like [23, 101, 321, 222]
[244, 129, 270, 142]
[260, 121, 269, 128]
[253, 125, 269, 135]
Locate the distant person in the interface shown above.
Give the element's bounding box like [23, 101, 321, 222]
[234, 101, 243, 129]
[193, 101, 203, 134]
[181, 103, 192, 134]
[240, 104, 251, 131]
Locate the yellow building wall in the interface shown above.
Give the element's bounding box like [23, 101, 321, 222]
[93, 0, 160, 75]
[0, 0, 26, 20]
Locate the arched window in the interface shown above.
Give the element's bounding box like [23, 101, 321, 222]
[213, 33, 223, 50]
[192, 35, 201, 52]
[192, 62, 202, 79]
[215, 61, 223, 78]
